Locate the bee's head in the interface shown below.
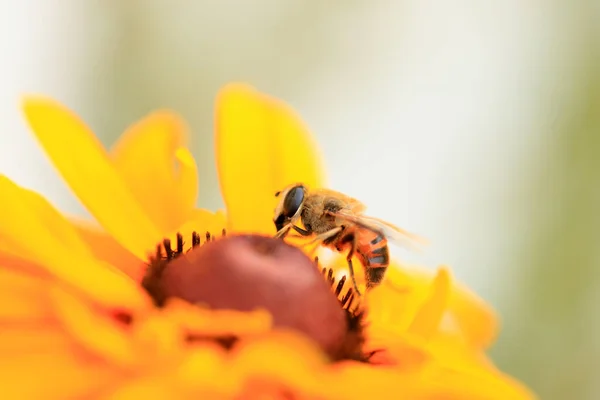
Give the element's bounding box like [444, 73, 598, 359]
[273, 184, 307, 232]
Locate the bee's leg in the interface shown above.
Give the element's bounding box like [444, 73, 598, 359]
[276, 224, 312, 241]
[346, 245, 363, 297]
[292, 225, 311, 236]
[283, 225, 313, 240]
[275, 223, 312, 239]
[274, 224, 293, 239]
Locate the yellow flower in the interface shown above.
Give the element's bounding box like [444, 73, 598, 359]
[0, 83, 535, 399]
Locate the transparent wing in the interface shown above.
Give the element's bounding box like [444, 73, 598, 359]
[328, 210, 429, 252]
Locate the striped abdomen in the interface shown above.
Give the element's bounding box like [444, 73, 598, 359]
[355, 228, 390, 288]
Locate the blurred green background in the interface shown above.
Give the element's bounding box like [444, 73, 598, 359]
[1, 1, 599, 399]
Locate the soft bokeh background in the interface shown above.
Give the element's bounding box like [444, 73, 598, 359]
[1, 1, 599, 399]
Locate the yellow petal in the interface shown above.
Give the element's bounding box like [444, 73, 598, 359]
[129, 311, 186, 365]
[176, 347, 240, 397]
[423, 361, 537, 400]
[155, 208, 228, 261]
[425, 333, 496, 371]
[162, 298, 272, 337]
[174, 148, 200, 214]
[71, 218, 146, 282]
[51, 287, 137, 367]
[365, 276, 424, 336]
[407, 267, 451, 340]
[231, 331, 326, 395]
[365, 262, 433, 336]
[162, 208, 227, 245]
[0, 351, 121, 399]
[0, 176, 148, 310]
[402, 265, 498, 349]
[0, 326, 69, 357]
[0, 248, 53, 279]
[195, 208, 228, 235]
[0, 265, 52, 320]
[104, 379, 184, 400]
[447, 277, 499, 349]
[215, 83, 326, 234]
[328, 363, 442, 399]
[364, 329, 432, 367]
[110, 112, 198, 234]
[22, 96, 162, 260]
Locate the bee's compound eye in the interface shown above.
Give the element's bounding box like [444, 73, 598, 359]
[283, 186, 305, 217]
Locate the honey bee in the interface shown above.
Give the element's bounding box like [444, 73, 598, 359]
[273, 183, 427, 296]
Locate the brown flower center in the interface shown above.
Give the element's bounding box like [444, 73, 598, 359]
[142, 234, 368, 361]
